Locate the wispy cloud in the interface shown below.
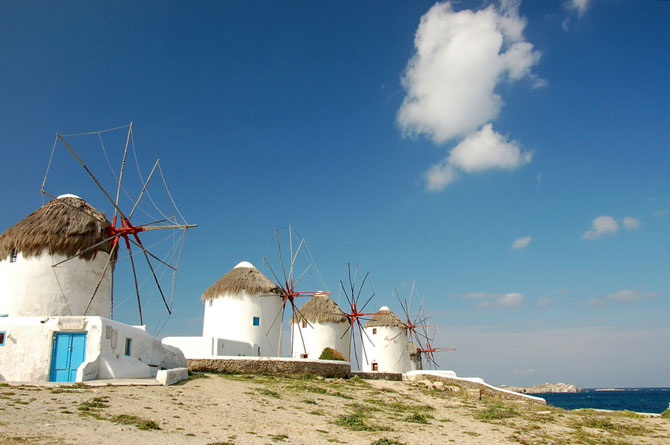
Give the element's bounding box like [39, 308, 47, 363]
[562, 0, 594, 30]
[397, 1, 541, 191]
[590, 289, 658, 305]
[582, 215, 641, 240]
[566, 0, 592, 17]
[582, 215, 618, 239]
[512, 235, 532, 250]
[462, 291, 525, 307]
[622, 216, 640, 231]
[537, 298, 551, 307]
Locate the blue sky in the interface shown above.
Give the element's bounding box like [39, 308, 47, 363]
[1, 1, 669, 387]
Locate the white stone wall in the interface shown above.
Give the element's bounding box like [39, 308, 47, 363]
[361, 325, 412, 373]
[202, 292, 283, 356]
[162, 336, 259, 359]
[94, 318, 185, 379]
[0, 250, 112, 317]
[290, 321, 350, 360]
[0, 316, 185, 382]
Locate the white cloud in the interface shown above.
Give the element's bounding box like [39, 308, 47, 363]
[590, 289, 657, 305]
[449, 124, 532, 172]
[426, 124, 532, 191]
[605, 289, 656, 302]
[396, 1, 541, 191]
[398, 2, 541, 143]
[582, 216, 618, 240]
[622, 216, 640, 231]
[425, 162, 459, 192]
[462, 291, 525, 307]
[566, 0, 592, 17]
[512, 235, 532, 250]
[582, 215, 641, 239]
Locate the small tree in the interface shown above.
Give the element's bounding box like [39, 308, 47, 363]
[319, 347, 345, 361]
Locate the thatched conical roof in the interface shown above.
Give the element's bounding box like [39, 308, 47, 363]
[291, 292, 347, 324]
[202, 261, 281, 301]
[364, 306, 405, 328]
[0, 195, 113, 262]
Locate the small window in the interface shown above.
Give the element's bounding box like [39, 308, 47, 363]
[124, 338, 132, 356]
[372, 328, 377, 335]
[252, 316, 260, 326]
[0, 331, 5, 346]
[9, 249, 17, 263]
[208, 300, 213, 307]
[301, 320, 307, 329]
[372, 362, 378, 371]
[300, 353, 308, 359]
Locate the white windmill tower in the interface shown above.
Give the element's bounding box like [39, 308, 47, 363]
[290, 292, 349, 360]
[0, 194, 114, 318]
[361, 306, 412, 373]
[201, 261, 283, 356]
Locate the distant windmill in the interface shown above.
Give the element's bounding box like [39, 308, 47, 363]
[393, 279, 455, 369]
[263, 225, 328, 356]
[340, 263, 386, 369]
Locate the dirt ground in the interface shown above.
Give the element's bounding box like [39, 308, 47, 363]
[1, 373, 669, 444]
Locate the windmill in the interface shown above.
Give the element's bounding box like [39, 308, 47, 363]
[40, 123, 196, 331]
[262, 225, 328, 356]
[394, 279, 455, 370]
[415, 321, 456, 370]
[338, 263, 384, 369]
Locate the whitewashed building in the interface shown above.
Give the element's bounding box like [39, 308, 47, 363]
[163, 261, 284, 358]
[361, 306, 412, 373]
[290, 292, 349, 360]
[0, 195, 185, 383]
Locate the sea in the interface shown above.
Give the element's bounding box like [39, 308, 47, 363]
[529, 388, 670, 414]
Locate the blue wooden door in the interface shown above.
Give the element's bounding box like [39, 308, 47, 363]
[50, 332, 87, 382]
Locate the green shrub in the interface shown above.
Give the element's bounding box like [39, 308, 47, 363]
[661, 409, 670, 419]
[372, 439, 404, 445]
[319, 347, 345, 361]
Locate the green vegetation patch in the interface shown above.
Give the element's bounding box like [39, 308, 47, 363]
[371, 439, 405, 445]
[110, 414, 161, 430]
[78, 397, 109, 412]
[573, 416, 649, 436]
[474, 402, 519, 420]
[661, 409, 670, 419]
[259, 388, 281, 399]
[404, 412, 432, 424]
[334, 412, 392, 432]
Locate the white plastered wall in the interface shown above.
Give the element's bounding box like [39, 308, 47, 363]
[0, 250, 111, 317]
[290, 321, 350, 360]
[202, 292, 282, 356]
[361, 325, 412, 373]
[161, 336, 259, 359]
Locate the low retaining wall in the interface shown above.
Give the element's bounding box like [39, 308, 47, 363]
[351, 371, 403, 381]
[405, 372, 546, 406]
[187, 357, 350, 378]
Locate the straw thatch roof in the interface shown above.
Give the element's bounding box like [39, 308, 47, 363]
[291, 292, 347, 324]
[0, 196, 113, 262]
[202, 263, 281, 301]
[364, 307, 405, 328]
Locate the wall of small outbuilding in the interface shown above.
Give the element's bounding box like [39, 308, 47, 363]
[0, 316, 185, 382]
